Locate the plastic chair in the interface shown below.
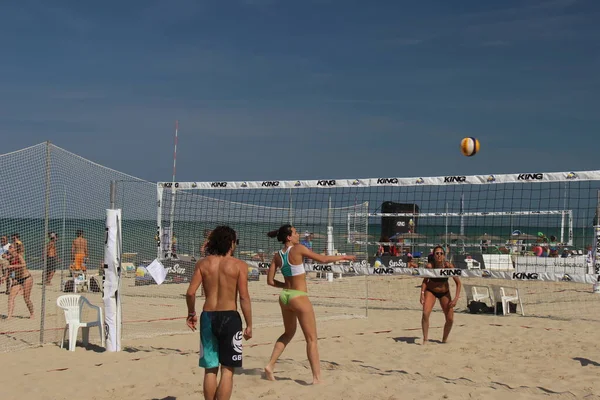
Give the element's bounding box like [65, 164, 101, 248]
[463, 284, 492, 304]
[490, 285, 525, 316]
[57, 294, 105, 351]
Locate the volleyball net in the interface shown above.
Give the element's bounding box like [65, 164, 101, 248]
[2, 142, 600, 353]
[149, 170, 600, 326]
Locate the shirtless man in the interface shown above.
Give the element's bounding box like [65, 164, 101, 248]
[71, 230, 88, 274]
[186, 225, 252, 400]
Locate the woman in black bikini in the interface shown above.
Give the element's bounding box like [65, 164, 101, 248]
[5, 244, 34, 319]
[420, 245, 461, 344]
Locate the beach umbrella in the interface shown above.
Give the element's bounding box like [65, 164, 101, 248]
[438, 233, 467, 241]
[475, 234, 502, 241]
[391, 232, 427, 240]
[302, 232, 325, 239]
[508, 232, 538, 240]
[341, 232, 373, 239]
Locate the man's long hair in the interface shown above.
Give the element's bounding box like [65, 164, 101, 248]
[205, 226, 237, 256]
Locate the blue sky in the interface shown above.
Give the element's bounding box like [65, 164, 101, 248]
[1, 0, 598, 182]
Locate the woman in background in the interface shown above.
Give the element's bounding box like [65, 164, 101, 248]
[6, 244, 34, 319]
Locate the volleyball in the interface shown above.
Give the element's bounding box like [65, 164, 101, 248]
[460, 137, 480, 157]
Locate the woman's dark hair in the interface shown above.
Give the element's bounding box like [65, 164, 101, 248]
[205, 226, 237, 256]
[267, 224, 293, 243]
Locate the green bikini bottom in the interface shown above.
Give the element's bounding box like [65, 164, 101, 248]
[279, 289, 308, 305]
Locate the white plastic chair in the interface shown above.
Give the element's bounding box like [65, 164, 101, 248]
[57, 294, 105, 351]
[464, 284, 492, 302]
[491, 285, 524, 316]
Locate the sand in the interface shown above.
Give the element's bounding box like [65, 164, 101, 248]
[2, 271, 600, 399]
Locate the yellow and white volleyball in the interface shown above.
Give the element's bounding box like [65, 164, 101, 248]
[460, 137, 480, 157]
[373, 259, 382, 268]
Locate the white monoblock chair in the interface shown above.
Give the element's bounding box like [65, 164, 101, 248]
[464, 284, 492, 304]
[57, 294, 105, 351]
[491, 285, 525, 316]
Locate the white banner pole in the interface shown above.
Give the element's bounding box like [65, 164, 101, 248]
[103, 183, 122, 351]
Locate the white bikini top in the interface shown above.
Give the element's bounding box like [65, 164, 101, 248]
[279, 246, 305, 277]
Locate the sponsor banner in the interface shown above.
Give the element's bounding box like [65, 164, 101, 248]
[368, 256, 411, 269]
[514, 254, 589, 271]
[140, 258, 260, 285]
[160, 259, 195, 284]
[245, 261, 598, 283]
[158, 170, 600, 190]
[453, 254, 486, 270]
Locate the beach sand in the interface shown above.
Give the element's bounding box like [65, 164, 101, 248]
[2, 271, 600, 399]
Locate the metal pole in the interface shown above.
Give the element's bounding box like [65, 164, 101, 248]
[445, 202, 449, 243]
[365, 274, 369, 318]
[593, 190, 600, 276]
[561, 182, 568, 244]
[39, 141, 52, 345]
[110, 181, 117, 210]
[459, 193, 464, 236]
[59, 186, 66, 290]
[289, 188, 293, 225]
[583, 210, 587, 249]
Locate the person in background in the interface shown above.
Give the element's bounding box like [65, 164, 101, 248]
[378, 236, 393, 257]
[171, 233, 178, 259]
[300, 231, 313, 263]
[406, 253, 418, 268]
[201, 229, 213, 258]
[71, 230, 88, 275]
[6, 244, 34, 320]
[300, 231, 313, 249]
[43, 232, 59, 285]
[11, 233, 24, 260]
[0, 236, 10, 293]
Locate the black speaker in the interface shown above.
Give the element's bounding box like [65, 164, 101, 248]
[380, 202, 419, 238]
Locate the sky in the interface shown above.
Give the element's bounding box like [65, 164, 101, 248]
[0, 0, 599, 183]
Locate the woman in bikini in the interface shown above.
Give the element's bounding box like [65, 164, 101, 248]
[420, 245, 461, 344]
[264, 224, 356, 384]
[5, 244, 34, 319]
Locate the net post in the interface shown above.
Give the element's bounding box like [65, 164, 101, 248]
[568, 210, 574, 246]
[104, 181, 122, 351]
[364, 200, 369, 318]
[39, 141, 51, 345]
[156, 184, 164, 260]
[365, 274, 369, 318]
[560, 210, 565, 245]
[59, 186, 67, 291]
[592, 190, 600, 293]
[167, 186, 177, 259]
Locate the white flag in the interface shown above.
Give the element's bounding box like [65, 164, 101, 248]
[146, 258, 168, 285]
